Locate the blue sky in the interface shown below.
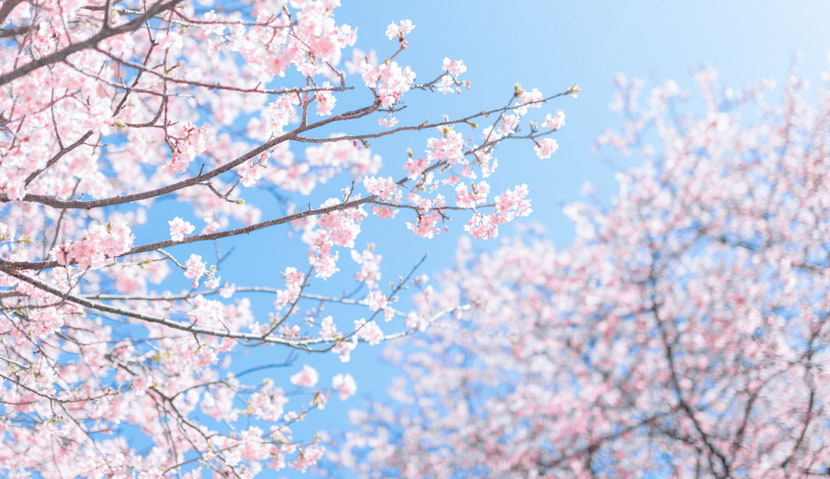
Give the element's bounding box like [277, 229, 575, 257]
[205, 1, 830, 476]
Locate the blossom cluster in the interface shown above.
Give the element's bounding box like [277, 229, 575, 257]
[0, 0, 570, 476]
[53, 221, 134, 269]
[335, 68, 830, 478]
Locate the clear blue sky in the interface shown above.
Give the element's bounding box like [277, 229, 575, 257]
[217, 2, 830, 476]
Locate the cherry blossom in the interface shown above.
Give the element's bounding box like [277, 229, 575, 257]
[332, 373, 357, 400]
[361, 60, 416, 107]
[442, 57, 468, 77]
[168, 216, 195, 241]
[542, 110, 566, 130]
[385, 20, 415, 41]
[184, 253, 207, 284]
[362, 176, 400, 202]
[351, 244, 382, 286]
[290, 365, 320, 388]
[336, 68, 830, 478]
[534, 137, 559, 158]
[0, 0, 570, 476]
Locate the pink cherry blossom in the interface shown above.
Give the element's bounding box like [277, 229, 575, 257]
[378, 115, 400, 127]
[463, 213, 500, 239]
[238, 427, 270, 461]
[494, 184, 532, 221]
[365, 289, 388, 312]
[332, 373, 357, 400]
[0, 1, 573, 475]
[336, 68, 830, 478]
[248, 379, 288, 421]
[169, 217, 196, 241]
[53, 220, 135, 269]
[351, 245, 382, 286]
[165, 122, 207, 174]
[289, 444, 325, 473]
[435, 75, 455, 94]
[405, 311, 429, 332]
[333, 338, 358, 362]
[369, 205, 399, 218]
[238, 152, 268, 187]
[275, 266, 305, 307]
[454, 181, 490, 208]
[404, 156, 430, 179]
[290, 365, 319, 388]
[442, 57, 467, 77]
[534, 137, 559, 158]
[385, 20, 415, 40]
[363, 176, 400, 202]
[361, 61, 416, 107]
[427, 127, 467, 163]
[316, 85, 337, 116]
[542, 110, 566, 130]
[184, 254, 207, 287]
[406, 210, 444, 238]
[355, 318, 384, 345]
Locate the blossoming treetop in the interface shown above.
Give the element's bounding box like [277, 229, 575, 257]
[337, 69, 830, 478]
[0, 0, 571, 476]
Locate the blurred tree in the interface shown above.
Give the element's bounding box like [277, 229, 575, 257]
[337, 69, 830, 478]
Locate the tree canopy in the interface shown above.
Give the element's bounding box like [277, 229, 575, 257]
[336, 70, 830, 478]
[0, 0, 569, 476]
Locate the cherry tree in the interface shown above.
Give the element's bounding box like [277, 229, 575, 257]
[0, 0, 572, 476]
[336, 68, 830, 478]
